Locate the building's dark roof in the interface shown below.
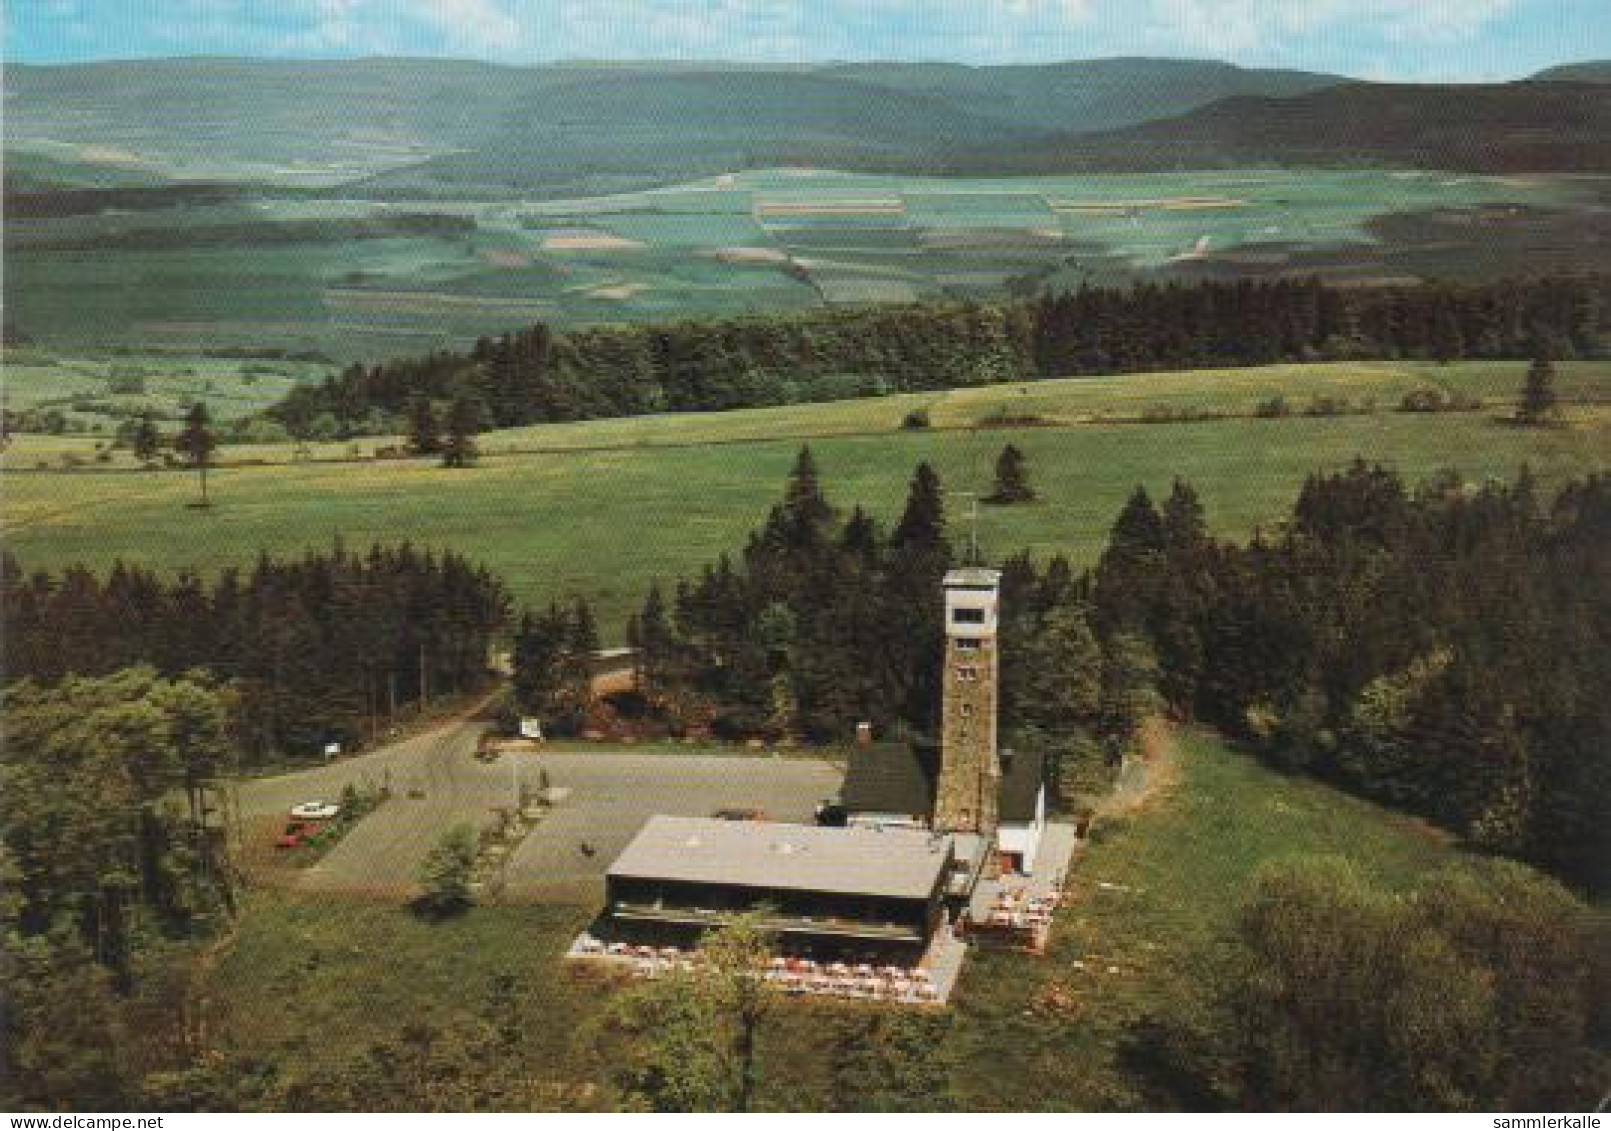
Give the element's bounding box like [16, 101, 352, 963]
[839, 740, 939, 817]
[999, 742, 1047, 824]
[839, 739, 1046, 824]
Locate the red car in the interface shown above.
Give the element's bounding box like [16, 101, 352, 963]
[274, 820, 321, 849]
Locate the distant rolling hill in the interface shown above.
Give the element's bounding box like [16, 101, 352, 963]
[1532, 60, 1611, 82]
[6, 58, 1605, 198]
[5, 56, 1342, 196]
[946, 80, 1611, 175]
[352, 68, 1045, 198]
[821, 56, 1343, 133]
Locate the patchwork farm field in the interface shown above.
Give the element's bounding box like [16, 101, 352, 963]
[8, 168, 1605, 360]
[6, 359, 1608, 634]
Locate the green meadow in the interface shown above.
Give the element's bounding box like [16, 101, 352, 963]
[950, 729, 1466, 1109]
[5, 359, 1607, 634]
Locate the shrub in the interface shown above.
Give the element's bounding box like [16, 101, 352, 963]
[901, 408, 931, 430]
[1400, 388, 1485, 413]
[976, 406, 1047, 429]
[417, 823, 478, 915]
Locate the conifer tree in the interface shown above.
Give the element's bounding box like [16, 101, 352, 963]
[407, 395, 441, 456]
[781, 446, 834, 543]
[176, 401, 216, 506]
[984, 443, 1036, 504]
[1515, 346, 1559, 427]
[887, 462, 953, 730]
[131, 412, 161, 465]
[441, 393, 482, 468]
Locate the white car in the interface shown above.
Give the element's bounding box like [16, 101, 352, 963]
[289, 800, 341, 821]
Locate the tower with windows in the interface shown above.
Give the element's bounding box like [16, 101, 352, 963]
[934, 567, 1002, 835]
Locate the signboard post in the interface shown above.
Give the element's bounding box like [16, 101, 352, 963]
[519, 718, 543, 741]
[323, 742, 341, 761]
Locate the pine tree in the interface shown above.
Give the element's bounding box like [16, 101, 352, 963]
[176, 402, 216, 506]
[1011, 605, 1103, 733]
[778, 446, 835, 550]
[984, 443, 1036, 504]
[887, 462, 953, 730]
[131, 412, 161, 465]
[440, 393, 483, 468]
[417, 823, 477, 914]
[1093, 486, 1166, 633]
[406, 395, 441, 456]
[1515, 346, 1559, 427]
[564, 597, 601, 725]
[891, 462, 948, 554]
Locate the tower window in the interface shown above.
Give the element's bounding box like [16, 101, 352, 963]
[955, 638, 980, 653]
[952, 607, 986, 625]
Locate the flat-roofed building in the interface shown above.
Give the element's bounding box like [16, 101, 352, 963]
[604, 815, 954, 955]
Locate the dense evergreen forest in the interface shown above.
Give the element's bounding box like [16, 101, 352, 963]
[269, 275, 1607, 439]
[521, 455, 1608, 896]
[1092, 465, 1611, 896]
[0, 545, 509, 763]
[519, 449, 1158, 764]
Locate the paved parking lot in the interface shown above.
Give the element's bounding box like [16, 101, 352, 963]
[502, 752, 844, 902]
[241, 718, 843, 903]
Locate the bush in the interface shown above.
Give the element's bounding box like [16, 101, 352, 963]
[1400, 387, 1484, 413]
[900, 409, 931, 430]
[232, 418, 291, 445]
[1303, 395, 1352, 417]
[417, 823, 478, 915]
[1254, 395, 1291, 419]
[976, 406, 1047, 429]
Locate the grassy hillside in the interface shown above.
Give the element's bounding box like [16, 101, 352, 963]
[201, 730, 1486, 1108]
[951, 729, 1468, 1109]
[5, 360, 1607, 632]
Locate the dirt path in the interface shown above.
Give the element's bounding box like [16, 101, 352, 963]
[1097, 717, 1181, 820]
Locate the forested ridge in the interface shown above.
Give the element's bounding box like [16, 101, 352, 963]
[269, 275, 1607, 439]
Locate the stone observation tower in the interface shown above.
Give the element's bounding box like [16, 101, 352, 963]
[934, 567, 1002, 836]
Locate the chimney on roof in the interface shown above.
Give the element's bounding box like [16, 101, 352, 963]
[855, 721, 873, 747]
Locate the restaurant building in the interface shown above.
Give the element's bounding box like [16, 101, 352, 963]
[604, 815, 955, 957]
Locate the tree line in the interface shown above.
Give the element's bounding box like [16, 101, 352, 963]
[516, 452, 1608, 895]
[509, 450, 1160, 798]
[267, 274, 1605, 440]
[1087, 464, 1610, 896]
[0, 544, 509, 765]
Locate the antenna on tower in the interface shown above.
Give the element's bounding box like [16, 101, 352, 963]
[955, 491, 982, 565]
